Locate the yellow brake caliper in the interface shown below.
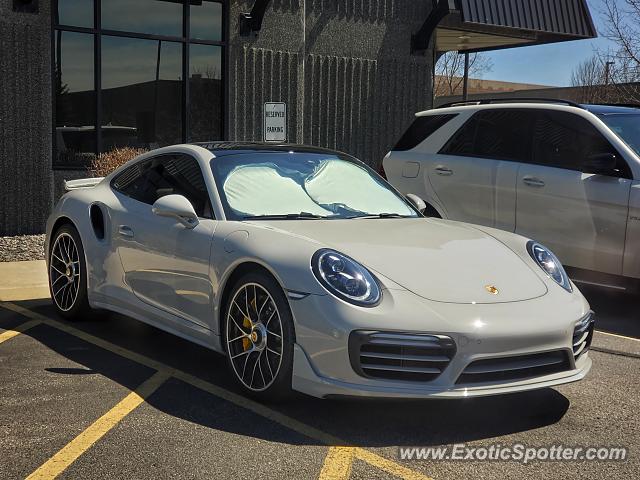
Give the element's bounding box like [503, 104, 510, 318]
[242, 316, 252, 351]
[242, 297, 258, 351]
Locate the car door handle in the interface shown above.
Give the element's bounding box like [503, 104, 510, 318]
[523, 177, 545, 187]
[118, 225, 134, 238]
[435, 166, 453, 176]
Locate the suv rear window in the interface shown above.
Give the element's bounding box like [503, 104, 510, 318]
[393, 114, 457, 151]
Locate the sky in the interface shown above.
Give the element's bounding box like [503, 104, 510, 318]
[481, 0, 618, 86]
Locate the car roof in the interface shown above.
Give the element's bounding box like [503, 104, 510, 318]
[192, 142, 349, 158]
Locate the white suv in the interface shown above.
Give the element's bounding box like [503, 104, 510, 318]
[383, 99, 640, 290]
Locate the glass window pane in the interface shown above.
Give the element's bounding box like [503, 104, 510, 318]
[599, 114, 640, 156]
[440, 110, 533, 162]
[473, 110, 533, 162]
[101, 0, 183, 37]
[54, 31, 95, 168]
[394, 114, 457, 151]
[440, 117, 477, 156]
[114, 155, 211, 218]
[189, 44, 223, 142]
[211, 154, 417, 220]
[101, 36, 182, 152]
[533, 111, 616, 171]
[55, 0, 94, 28]
[190, 1, 223, 41]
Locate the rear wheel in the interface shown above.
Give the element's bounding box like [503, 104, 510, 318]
[224, 271, 294, 401]
[49, 224, 91, 320]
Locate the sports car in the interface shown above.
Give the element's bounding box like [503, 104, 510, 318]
[46, 143, 594, 400]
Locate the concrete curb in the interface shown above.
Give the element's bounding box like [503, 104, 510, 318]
[0, 260, 50, 301]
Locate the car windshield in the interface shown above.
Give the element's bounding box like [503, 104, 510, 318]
[599, 114, 640, 156]
[210, 152, 418, 220]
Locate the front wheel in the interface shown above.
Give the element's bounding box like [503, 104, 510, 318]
[48, 224, 91, 320]
[224, 271, 295, 401]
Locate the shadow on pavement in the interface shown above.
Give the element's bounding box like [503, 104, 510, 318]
[2, 299, 571, 449]
[578, 285, 640, 339]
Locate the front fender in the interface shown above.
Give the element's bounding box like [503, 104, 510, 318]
[210, 222, 328, 298]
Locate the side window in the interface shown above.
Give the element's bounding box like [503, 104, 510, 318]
[439, 115, 477, 156]
[440, 109, 534, 162]
[393, 114, 457, 151]
[532, 110, 631, 177]
[112, 154, 213, 218]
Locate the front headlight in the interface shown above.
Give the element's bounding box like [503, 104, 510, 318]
[527, 241, 572, 292]
[312, 249, 381, 306]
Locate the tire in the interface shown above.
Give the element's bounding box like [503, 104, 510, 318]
[624, 278, 640, 296]
[48, 224, 92, 320]
[223, 271, 295, 401]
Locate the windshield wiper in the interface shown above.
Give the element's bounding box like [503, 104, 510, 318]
[349, 213, 413, 219]
[243, 212, 327, 220]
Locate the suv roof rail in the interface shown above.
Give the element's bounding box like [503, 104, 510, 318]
[435, 98, 585, 109]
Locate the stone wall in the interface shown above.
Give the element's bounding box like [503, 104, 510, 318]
[228, 0, 434, 166]
[0, 0, 53, 235]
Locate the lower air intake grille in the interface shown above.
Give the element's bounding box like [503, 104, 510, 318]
[456, 350, 571, 385]
[573, 312, 595, 361]
[349, 331, 456, 382]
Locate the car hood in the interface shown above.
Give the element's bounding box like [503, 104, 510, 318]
[251, 218, 547, 304]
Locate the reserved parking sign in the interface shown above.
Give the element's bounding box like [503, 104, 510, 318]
[264, 102, 287, 142]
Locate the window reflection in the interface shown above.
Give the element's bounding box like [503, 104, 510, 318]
[191, 1, 223, 41]
[102, 0, 183, 37]
[102, 36, 182, 151]
[53, 1, 226, 168]
[189, 44, 223, 142]
[55, 0, 94, 28]
[54, 31, 95, 168]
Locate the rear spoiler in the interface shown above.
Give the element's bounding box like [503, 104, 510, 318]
[64, 177, 104, 191]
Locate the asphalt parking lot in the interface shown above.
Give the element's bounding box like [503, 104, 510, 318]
[1, 285, 639, 480]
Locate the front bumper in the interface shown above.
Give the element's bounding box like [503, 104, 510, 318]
[292, 343, 591, 399]
[288, 286, 593, 399]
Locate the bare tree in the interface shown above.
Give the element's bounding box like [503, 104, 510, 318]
[602, 0, 640, 67]
[570, 54, 609, 103]
[571, 55, 605, 88]
[434, 52, 493, 97]
[599, 0, 640, 103]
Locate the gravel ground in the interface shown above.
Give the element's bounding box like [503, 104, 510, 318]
[0, 235, 45, 262]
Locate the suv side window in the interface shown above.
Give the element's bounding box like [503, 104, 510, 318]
[112, 154, 213, 218]
[532, 110, 631, 178]
[439, 109, 534, 162]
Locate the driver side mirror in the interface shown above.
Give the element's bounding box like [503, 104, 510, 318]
[583, 152, 618, 176]
[406, 194, 426, 213]
[152, 194, 199, 229]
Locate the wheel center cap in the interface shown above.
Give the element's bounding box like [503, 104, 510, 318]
[251, 323, 268, 351]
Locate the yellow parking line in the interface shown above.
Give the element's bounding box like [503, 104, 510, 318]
[319, 447, 355, 479]
[0, 319, 41, 345]
[0, 302, 169, 372]
[26, 371, 169, 480]
[355, 448, 433, 480]
[595, 330, 640, 343]
[1, 302, 430, 480]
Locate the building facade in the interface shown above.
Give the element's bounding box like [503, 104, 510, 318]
[0, 0, 435, 236]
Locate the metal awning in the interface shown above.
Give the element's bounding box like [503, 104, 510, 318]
[412, 0, 597, 54]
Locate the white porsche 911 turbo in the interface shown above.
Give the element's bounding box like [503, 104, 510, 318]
[46, 143, 594, 400]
